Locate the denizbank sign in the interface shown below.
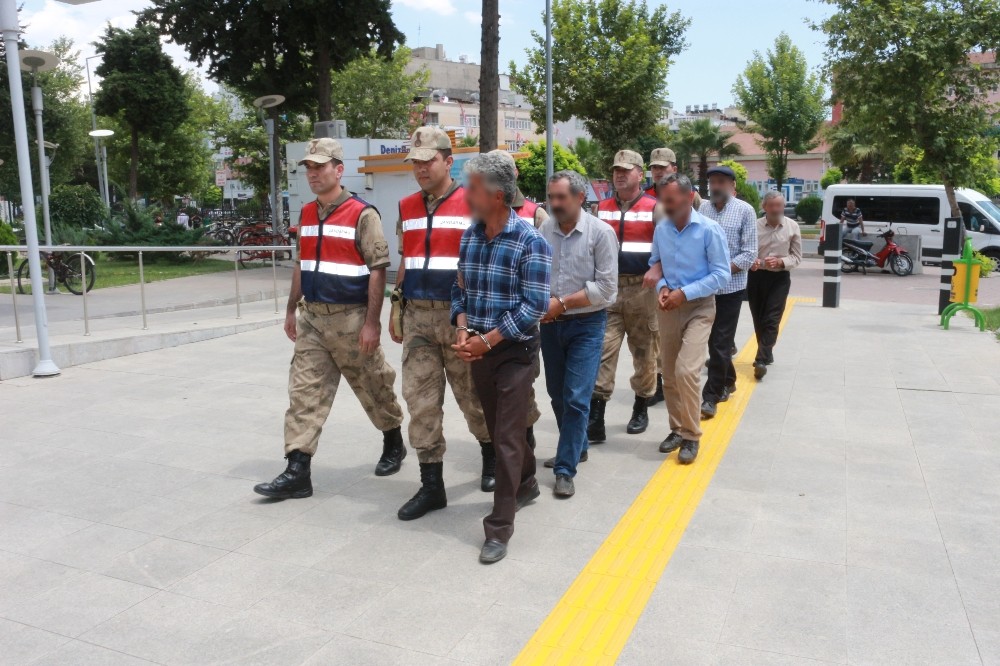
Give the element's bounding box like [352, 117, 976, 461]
[379, 144, 408, 155]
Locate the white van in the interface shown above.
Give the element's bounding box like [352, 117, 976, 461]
[822, 184, 1000, 266]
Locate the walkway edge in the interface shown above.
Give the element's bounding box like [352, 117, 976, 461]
[513, 297, 814, 665]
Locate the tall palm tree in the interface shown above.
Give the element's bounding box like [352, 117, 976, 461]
[824, 121, 892, 183]
[675, 119, 742, 197]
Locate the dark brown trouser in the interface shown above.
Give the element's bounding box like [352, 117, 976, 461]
[471, 336, 540, 544]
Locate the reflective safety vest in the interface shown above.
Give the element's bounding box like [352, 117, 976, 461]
[515, 199, 539, 226]
[597, 193, 658, 276]
[298, 196, 372, 305]
[399, 186, 471, 301]
[645, 185, 657, 198]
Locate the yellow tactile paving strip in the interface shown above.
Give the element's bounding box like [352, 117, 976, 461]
[513, 298, 814, 666]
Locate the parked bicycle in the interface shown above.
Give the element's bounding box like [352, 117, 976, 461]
[16, 251, 96, 295]
[237, 225, 292, 269]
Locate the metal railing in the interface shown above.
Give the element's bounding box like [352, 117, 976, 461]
[1, 244, 291, 342]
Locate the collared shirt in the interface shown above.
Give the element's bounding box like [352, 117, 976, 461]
[451, 208, 552, 341]
[650, 209, 731, 301]
[841, 207, 863, 227]
[303, 189, 390, 270]
[395, 179, 463, 253]
[538, 210, 618, 314]
[698, 197, 758, 294]
[756, 216, 802, 271]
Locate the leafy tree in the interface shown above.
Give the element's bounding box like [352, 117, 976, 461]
[330, 47, 428, 138]
[894, 141, 1000, 197]
[94, 24, 189, 200]
[511, 0, 689, 155]
[675, 118, 742, 197]
[820, 167, 843, 189]
[718, 159, 759, 212]
[823, 113, 895, 183]
[516, 141, 587, 200]
[816, 0, 1000, 217]
[733, 33, 826, 193]
[142, 1, 403, 122]
[717, 159, 749, 186]
[102, 73, 226, 205]
[480, 0, 500, 151]
[0, 37, 94, 204]
[569, 137, 610, 180]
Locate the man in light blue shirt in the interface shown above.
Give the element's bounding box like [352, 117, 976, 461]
[646, 174, 730, 464]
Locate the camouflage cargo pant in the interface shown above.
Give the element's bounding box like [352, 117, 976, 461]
[284, 303, 403, 456]
[402, 302, 491, 463]
[593, 280, 660, 401]
[402, 301, 541, 463]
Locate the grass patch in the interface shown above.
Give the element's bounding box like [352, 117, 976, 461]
[0, 254, 240, 294]
[980, 306, 1000, 339]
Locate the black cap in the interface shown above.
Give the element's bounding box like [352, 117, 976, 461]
[706, 165, 736, 180]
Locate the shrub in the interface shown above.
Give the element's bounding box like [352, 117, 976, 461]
[796, 195, 824, 224]
[0, 220, 16, 245]
[718, 159, 749, 186]
[736, 181, 761, 216]
[820, 167, 843, 190]
[47, 185, 107, 231]
[974, 250, 997, 277]
[95, 201, 210, 261]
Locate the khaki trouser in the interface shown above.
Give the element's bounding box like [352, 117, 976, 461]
[402, 301, 491, 463]
[593, 279, 660, 400]
[284, 303, 403, 455]
[657, 296, 716, 442]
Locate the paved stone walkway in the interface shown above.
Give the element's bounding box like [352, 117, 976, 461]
[1, 295, 998, 665]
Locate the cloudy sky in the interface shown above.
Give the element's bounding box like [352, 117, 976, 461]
[19, 0, 831, 107]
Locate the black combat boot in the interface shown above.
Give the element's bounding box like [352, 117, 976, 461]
[647, 373, 665, 406]
[375, 426, 407, 477]
[626, 395, 649, 434]
[480, 441, 496, 492]
[253, 450, 312, 499]
[397, 462, 447, 520]
[587, 397, 607, 443]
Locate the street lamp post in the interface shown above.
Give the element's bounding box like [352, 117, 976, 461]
[89, 129, 114, 207]
[253, 95, 286, 237]
[21, 50, 60, 293]
[544, 0, 554, 185]
[84, 55, 108, 207]
[1, 1, 59, 375]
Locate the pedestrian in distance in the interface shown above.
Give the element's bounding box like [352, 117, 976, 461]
[840, 198, 865, 240]
[451, 151, 552, 564]
[591, 150, 660, 442]
[648, 174, 730, 464]
[253, 138, 406, 500]
[697, 165, 757, 420]
[391, 126, 496, 522]
[748, 191, 802, 379]
[537, 170, 619, 498]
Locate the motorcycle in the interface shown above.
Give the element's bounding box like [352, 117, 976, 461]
[841, 226, 914, 276]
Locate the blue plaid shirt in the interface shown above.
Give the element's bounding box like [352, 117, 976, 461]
[451, 209, 552, 341]
[698, 197, 758, 294]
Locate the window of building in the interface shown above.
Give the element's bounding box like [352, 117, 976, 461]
[505, 139, 528, 151]
[463, 115, 479, 128]
[504, 117, 532, 131]
[424, 112, 440, 126]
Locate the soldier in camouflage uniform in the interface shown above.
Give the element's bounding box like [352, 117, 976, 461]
[253, 138, 406, 500]
[391, 127, 495, 521]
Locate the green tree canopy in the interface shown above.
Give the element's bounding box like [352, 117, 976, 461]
[0, 37, 93, 205]
[516, 141, 587, 201]
[674, 118, 742, 197]
[733, 33, 826, 192]
[823, 112, 896, 183]
[894, 141, 1000, 197]
[330, 47, 428, 138]
[510, 0, 688, 156]
[569, 137, 610, 181]
[820, 167, 843, 190]
[94, 24, 189, 200]
[816, 0, 1000, 217]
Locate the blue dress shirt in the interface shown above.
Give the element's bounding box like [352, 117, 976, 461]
[650, 208, 731, 301]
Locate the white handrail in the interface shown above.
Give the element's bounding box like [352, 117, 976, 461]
[0, 244, 289, 252]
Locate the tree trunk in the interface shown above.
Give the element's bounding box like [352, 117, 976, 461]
[944, 181, 961, 219]
[698, 154, 709, 198]
[316, 40, 332, 122]
[129, 126, 139, 200]
[479, 0, 500, 152]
